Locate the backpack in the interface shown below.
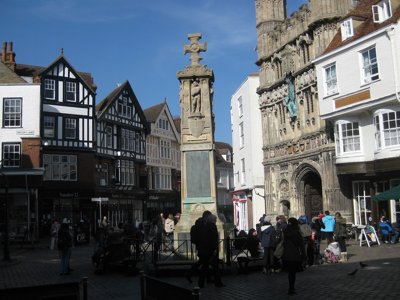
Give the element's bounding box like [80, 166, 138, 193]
[261, 225, 278, 248]
[190, 219, 202, 245]
[269, 227, 278, 248]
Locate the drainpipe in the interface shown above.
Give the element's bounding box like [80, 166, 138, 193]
[386, 25, 400, 102]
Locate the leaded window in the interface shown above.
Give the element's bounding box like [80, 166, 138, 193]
[3, 98, 21, 127]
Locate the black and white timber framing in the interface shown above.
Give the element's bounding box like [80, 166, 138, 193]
[96, 80, 148, 162]
[40, 55, 96, 149]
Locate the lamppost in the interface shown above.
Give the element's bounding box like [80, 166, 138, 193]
[143, 165, 150, 222]
[0, 161, 11, 261]
[91, 197, 109, 230]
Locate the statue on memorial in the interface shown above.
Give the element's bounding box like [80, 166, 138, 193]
[191, 79, 201, 113]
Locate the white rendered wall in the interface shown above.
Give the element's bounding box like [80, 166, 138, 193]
[315, 23, 400, 164]
[231, 74, 265, 229]
[316, 26, 398, 118]
[0, 84, 41, 144]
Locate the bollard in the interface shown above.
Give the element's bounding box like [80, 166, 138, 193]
[192, 286, 201, 300]
[82, 277, 88, 300]
[225, 236, 231, 267]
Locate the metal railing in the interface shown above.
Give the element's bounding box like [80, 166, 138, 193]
[128, 236, 259, 267]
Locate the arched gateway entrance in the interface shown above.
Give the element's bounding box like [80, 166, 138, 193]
[296, 165, 323, 220]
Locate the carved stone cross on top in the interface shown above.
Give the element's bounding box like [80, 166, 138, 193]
[183, 33, 207, 66]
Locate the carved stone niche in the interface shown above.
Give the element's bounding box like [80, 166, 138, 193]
[281, 44, 296, 75]
[300, 142, 305, 152]
[280, 179, 289, 192]
[287, 144, 293, 154]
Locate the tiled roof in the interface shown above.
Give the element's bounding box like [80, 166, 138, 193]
[15, 64, 45, 77]
[0, 61, 26, 83]
[14, 59, 96, 92]
[215, 141, 232, 155]
[173, 117, 181, 133]
[324, 0, 400, 54]
[143, 102, 165, 123]
[215, 149, 233, 168]
[96, 81, 127, 113]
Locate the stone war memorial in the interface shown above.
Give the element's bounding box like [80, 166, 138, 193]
[174, 33, 227, 245]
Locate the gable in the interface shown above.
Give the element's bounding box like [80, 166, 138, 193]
[41, 56, 95, 94]
[97, 81, 148, 132]
[154, 103, 180, 142]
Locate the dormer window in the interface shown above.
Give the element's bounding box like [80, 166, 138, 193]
[341, 19, 354, 40]
[372, 0, 392, 23]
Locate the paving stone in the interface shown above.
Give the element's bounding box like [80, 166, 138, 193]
[1, 240, 400, 299]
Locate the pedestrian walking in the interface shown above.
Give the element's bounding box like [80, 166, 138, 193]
[282, 217, 305, 295]
[273, 215, 288, 272]
[185, 210, 213, 284]
[164, 213, 175, 251]
[298, 215, 312, 267]
[321, 210, 335, 247]
[49, 219, 59, 250]
[311, 215, 325, 258]
[196, 213, 225, 288]
[260, 216, 277, 274]
[334, 211, 348, 262]
[57, 222, 72, 275]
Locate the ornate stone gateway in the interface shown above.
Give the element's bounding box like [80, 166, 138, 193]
[255, 0, 356, 223]
[303, 172, 323, 219]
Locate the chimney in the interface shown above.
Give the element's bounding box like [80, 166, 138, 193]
[1, 41, 6, 62]
[8, 42, 15, 63]
[2, 41, 16, 71]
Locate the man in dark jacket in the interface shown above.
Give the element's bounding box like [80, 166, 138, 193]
[196, 213, 224, 287]
[186, 210, 216, 286]
[260, 216, 277, 274]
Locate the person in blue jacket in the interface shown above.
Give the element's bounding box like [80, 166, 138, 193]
[379, 216, 399, 244]
[321, 211, 335, 248]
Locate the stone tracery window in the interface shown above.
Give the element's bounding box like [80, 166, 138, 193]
[299, 41, 310, 65]
[273, 58, 283, 80]
[304, 88, 313, 114]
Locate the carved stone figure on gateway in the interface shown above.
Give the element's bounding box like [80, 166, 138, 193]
[284, 75, 297, 119]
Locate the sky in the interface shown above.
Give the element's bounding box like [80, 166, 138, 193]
[0, 0, 308, 144]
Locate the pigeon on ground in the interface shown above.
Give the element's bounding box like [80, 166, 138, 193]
[347, 269, 358, 276]
[359, 262, 368, 268]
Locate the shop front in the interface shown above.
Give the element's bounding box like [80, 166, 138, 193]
[231, 189, 252, 232]
[145, 190, 180, 222]
[0, 168, 43, 242]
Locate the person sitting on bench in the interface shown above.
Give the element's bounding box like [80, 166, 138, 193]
[236, 228, 261, 272]
[379, 216, 399, 244]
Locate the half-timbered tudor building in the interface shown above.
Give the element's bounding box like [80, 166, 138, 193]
[95, 81, 148, 226]
[143, 101, 181, 221]
[0, 42, 44, 241]
[33, 54, 97, 227]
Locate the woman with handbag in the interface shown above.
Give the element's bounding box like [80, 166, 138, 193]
[282, 218, 306, 295]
